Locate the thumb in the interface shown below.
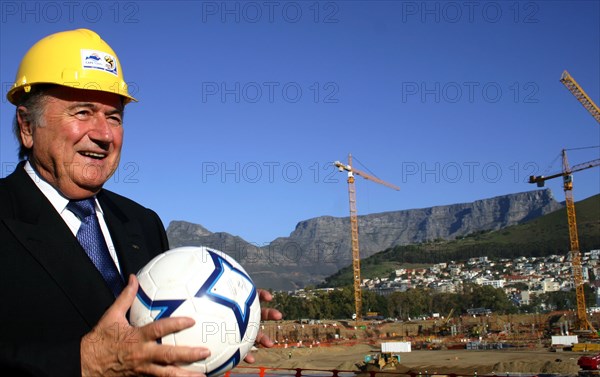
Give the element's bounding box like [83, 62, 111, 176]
[111, 274, 138, 316]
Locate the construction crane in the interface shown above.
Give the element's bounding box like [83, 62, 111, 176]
[560, 70, 600, 124]
[334, 154, 399, 323]
[538, 70, 600, 332]
[529, 151, 600, 332]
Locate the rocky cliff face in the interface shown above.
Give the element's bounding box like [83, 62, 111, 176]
[167, 189, 562, 290]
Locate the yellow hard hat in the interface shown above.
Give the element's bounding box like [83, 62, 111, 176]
[7, 28, 136, 105]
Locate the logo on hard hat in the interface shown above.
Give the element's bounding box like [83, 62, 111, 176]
[104, 56, 115, 70]
[85, 53, 101, 61]
[81, 49, 118, 76]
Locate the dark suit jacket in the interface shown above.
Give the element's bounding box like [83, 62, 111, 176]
[0, 162, 169, 376]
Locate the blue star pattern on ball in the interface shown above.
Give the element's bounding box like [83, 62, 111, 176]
[196, 249, 257, 341]
[135, 288, 185, 321]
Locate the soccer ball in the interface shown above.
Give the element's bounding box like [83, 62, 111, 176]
[129, 246, 261, 376]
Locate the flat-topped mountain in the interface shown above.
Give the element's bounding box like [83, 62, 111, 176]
[167, 189, 563, 290]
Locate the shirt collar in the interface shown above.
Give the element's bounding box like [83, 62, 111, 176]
[24, 161, 103, 215]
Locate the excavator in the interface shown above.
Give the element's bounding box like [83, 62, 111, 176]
[437, 308, 455, 336]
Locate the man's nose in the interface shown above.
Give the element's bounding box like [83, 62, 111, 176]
[88, 115, 115, 144]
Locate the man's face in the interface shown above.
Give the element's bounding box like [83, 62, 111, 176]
[20, 87, 125, 199]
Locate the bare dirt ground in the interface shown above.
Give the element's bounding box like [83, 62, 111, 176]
[238, 312, 600, 377]
[235, 314, 600, 376]
[241, 344, 583, 376]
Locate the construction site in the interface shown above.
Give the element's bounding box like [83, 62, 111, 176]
[261, 310, 597, 345]
[241, 310, 600, 376]
[241, 70, 600, 377]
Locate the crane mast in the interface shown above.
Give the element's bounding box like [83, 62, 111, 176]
[562, 152, 591, 332]
[346, 155, 361, 323]
[335, 154, 399, 323]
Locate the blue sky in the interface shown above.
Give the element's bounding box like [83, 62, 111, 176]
[1, 1, 599, 245]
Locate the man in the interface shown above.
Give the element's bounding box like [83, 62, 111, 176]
[0, 29, 281, 376]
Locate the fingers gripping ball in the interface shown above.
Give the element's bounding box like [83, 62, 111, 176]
[130, 246, 261, 376]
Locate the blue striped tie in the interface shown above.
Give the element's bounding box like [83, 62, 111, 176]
[67, 198, 124, 297]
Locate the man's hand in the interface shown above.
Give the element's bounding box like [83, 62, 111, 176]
[80, 275, 210, 376]
[244, 289, 283, 364]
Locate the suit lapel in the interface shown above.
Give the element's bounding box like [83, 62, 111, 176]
[3, 166, 115, 326]
[98, 193, 152, 278]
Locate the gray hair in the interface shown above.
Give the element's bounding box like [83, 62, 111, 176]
[12, 85, 52, 160]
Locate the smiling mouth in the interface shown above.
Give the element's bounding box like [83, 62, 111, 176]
[80, 151, 107, 160]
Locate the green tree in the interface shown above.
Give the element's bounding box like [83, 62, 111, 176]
[460, 284, 517, 314]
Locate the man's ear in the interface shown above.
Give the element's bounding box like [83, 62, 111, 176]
[16, 106, 34, 149]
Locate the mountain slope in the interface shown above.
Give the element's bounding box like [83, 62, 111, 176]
[322, 194, 600, 287]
